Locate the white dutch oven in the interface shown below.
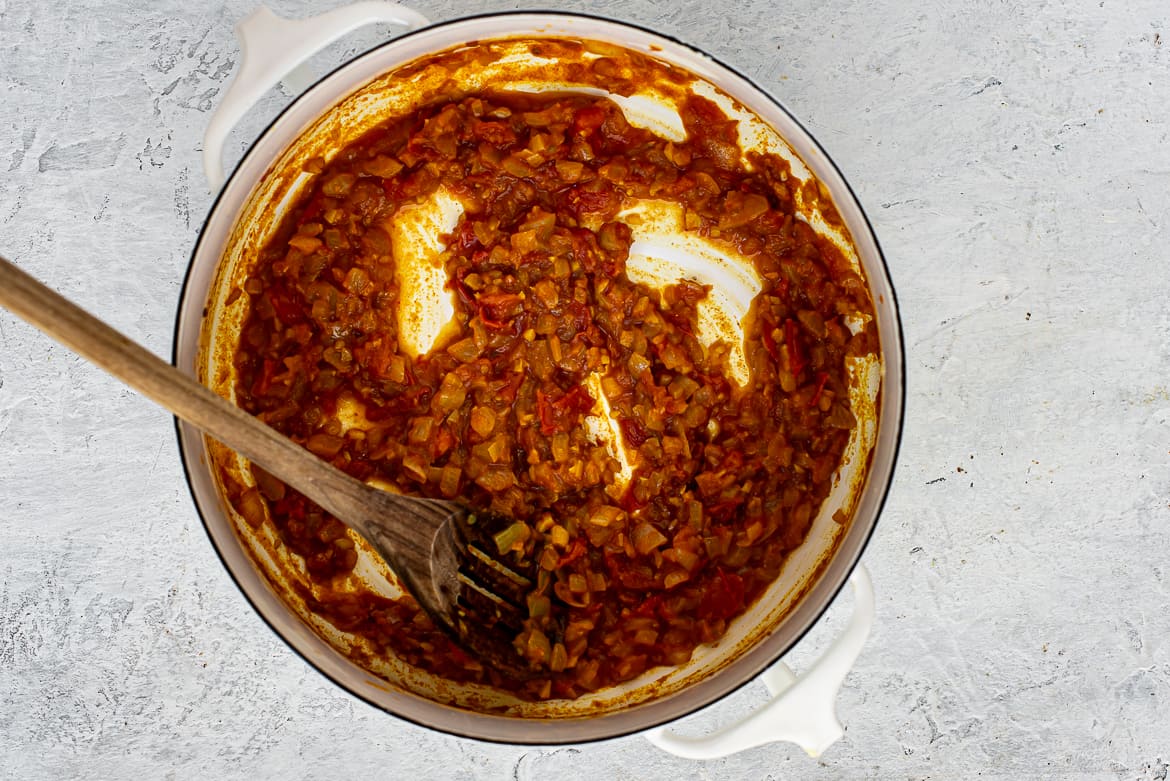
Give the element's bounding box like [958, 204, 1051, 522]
[173, 3, 904, 755]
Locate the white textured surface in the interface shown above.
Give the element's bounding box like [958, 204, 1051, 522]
[1, 0, 1168, 777]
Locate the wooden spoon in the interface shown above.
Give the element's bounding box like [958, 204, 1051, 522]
[0, 254, 531, 669]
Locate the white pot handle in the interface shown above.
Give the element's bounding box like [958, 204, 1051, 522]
[645, 564, 874, 759]
[203, 2, 429, 191]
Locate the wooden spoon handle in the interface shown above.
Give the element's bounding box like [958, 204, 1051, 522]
[0, 254, 364, 522]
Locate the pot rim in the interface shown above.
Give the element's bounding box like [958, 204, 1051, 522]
[172, 9, 905, 744]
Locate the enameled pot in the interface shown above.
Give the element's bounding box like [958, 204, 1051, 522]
[173, 3, 904, 752]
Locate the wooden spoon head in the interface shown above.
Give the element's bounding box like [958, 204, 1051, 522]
[358, 493, 541, 679]
[428, 507, 546, 680]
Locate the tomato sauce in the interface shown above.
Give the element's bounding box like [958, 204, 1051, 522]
[225, 89, 876, 700]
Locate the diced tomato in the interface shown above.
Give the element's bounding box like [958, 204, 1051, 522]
[699, 568, 745, 621]
[662, 310, 696, 339]
[496, 373, 524, 405]
[555, 385, 595, 416]
[560, 184, 620, 222]
[706, 499, 742, 524]
[477, 292, 523, 312]
[431, 425, 455, 459]
[604, 551, 658, 590]
[450, 263, 476, 306]
[557, 538, 588, 568]
[267, 289, 304, 325]
[572, 105, 606, 135]
[619, 417, 648, 447]
[536, 384, 595, 435]
[451, 220, 480, 252]
[474, 292, 524, 331]
[761, 321, 781, 363]
[472, 119, 517, 146]
[479, 310, 510, 331]
[619, 487, 647, 513]
[785, 318, 807, 376]
[809, 371, 830, 407]
[251, 358, 279, 397]
[561, 300, 592, 335]
[634, 594, 663, 618]
[536, 389, 557, 435]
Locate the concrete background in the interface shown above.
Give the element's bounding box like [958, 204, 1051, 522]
[1, 0, 1168, 778]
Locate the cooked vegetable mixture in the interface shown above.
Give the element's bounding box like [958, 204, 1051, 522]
[227, 88, 876, 700]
